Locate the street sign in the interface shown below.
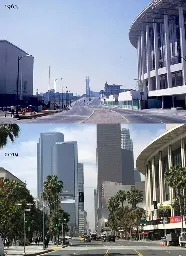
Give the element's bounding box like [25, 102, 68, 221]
[158, 205, 171, 210]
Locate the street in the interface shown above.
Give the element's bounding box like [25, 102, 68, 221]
[45, 239, 186, 256]
[1, 98, 186, 123]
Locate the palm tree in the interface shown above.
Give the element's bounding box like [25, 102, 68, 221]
[165, 165, 186, 232]
[0, 124, 20, 148]
[127, 188, 144, 209]
[116, 190, 127, 208]
[42, 175, 63, 212]
[126, 188, 144, 240]
[107, 196, 120, 232]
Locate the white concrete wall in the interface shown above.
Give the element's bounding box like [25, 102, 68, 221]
[0, 40, 34, 95]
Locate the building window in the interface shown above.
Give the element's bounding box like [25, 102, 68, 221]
[172, 147, 181, 166]
[160, 74, 168, 89]
[172, 71, 183, 87]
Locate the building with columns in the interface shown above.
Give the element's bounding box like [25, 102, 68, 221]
[136, 124, 186, 234]
[129, 0, 186, 109]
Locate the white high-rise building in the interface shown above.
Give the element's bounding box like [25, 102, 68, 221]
[121, 128, 133, 151]
[37, 133, 64, 197]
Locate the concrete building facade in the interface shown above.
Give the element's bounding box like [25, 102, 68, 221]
[121, 149, 135, 185]
[0, 40, 34, 96]
[0, 167, 24, 184]
[129, 0, 186, 108]
[136, 124, 186, 233]
[97, 124, 123, 210]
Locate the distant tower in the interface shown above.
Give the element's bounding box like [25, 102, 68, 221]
[48, 66, 51, 91]
[121, 128, 133, 151]
[86, 76, 90, 97]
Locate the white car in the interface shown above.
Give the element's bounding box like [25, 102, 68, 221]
[0, 236, 4, 256]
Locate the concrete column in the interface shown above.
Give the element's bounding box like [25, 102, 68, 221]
[148, 161, 152, 220]
[146, 25, 152, 91]
[141, 30, 146, 92]
[179, 7, 186, 86]
[168, 145, 174, 215]
[159, 151, 163, 204]
[137, 36, 142, 89]
[152, 157, 157, 219]
[145, 165, 149, 213]
[181, 138, 186, 167]
[152, 157, 156, 201]
[153, 22, 160, 90]
[164, 15, 172, 88]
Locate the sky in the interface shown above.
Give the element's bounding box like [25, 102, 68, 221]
[0, 0, 150, 95]
[0, 123, 166, 230]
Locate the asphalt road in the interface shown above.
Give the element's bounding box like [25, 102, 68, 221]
[45, 239, 186, 256]
[1, 97, 186, 124]
[112, 108, 186, 124]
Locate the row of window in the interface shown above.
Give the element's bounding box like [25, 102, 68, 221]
[148, 71, 183, 91]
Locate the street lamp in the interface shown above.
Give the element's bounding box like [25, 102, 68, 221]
[62, 218, 67, 245]
[42, 201, 48, 250]
[17, 203, 33, 255]
[62, 86, 67, 110]
[15, 54, 32, 118]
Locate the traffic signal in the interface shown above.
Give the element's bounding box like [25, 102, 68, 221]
[79, 192, 84, 203]
[153, 201, 157, 210]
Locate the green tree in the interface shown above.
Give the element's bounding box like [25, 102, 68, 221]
[116, 190, 127, 208]
[126, 188, 144, 209]
[0, 124, 20, 148]
[42, 175, 63, 212]
[42, 175, 70, 243]
[107, 196, 120, 232]
[0, 178, 43, 242]
[165, 165, 186, 232]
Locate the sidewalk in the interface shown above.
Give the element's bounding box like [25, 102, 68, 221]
[141, 108, 186, 117]
[111, 106, 186, 117]
[4, 244, 62, 256]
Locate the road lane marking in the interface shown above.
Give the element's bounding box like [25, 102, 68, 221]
[111, 109, 129, 123]
[133, 248, 143, 256]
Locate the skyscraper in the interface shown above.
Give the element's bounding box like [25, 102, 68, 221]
[96, 124, 122, 210]
[121, 128, 134, 185]
[52, 141, 78, 199]
[121, 128, 133, 151]
[78, 163, 84, 211]
[37, 133, 64, 197]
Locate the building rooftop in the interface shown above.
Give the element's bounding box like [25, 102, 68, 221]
[129, 0, 186, 48]
[0, 167, 24, 183]
[0, 40, 29, 55]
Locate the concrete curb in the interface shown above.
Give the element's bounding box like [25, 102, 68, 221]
[78, 108, 95, 124]
[25, 248, 54, 256]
